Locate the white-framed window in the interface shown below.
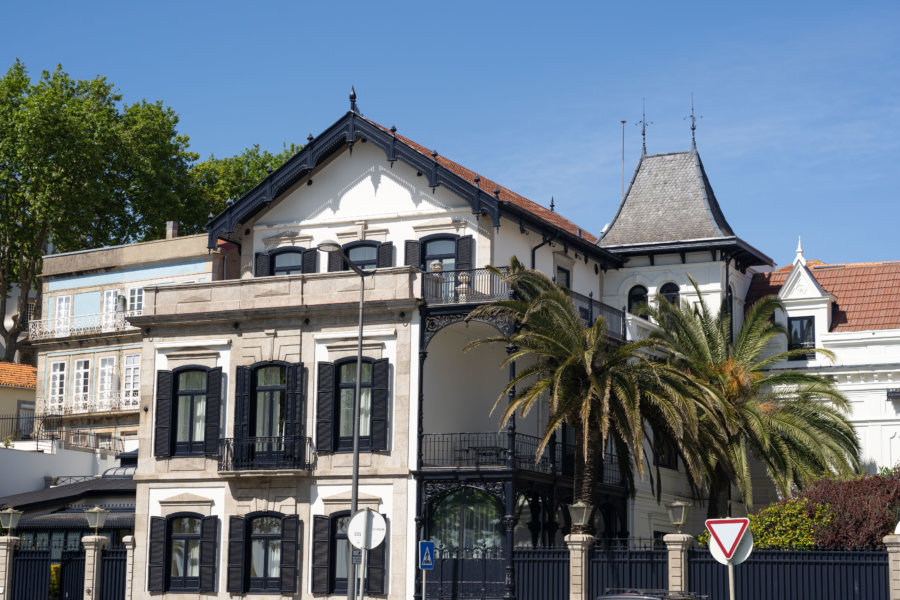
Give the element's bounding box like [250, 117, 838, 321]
[74, 359, 91, 411]
[49, 361, 67, 405]
[128, 288, 144, 314]
[54, 296, 71, 336]
[102, 290, 119, 331]
[98, 356, 117, 408]
[123, 353, 140, 408]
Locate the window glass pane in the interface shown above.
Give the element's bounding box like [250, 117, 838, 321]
[273, 251, 302, 269]
[348, 245, 377, 263]
[193, 395, 206, 441]
[187, 539, 200, 576]
[252, 517, 282, 535]
[257, 366, 286, 387]
[172, 517, 201, 534]
[179, 370, 206, 391]
[339, 389, 355, 437]
[250, 539, 266, 578]
[359, 388, 371, 437]
[171, 539, 185, 576]
[267, 540, 281, 578]
[176, 397, 192, 442]
[339, 361, 372, 384]
[425, 239, 455, 257]
[335, 539, 349, 579]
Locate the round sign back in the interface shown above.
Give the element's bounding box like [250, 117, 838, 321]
[348, 509, 387, 550]
[709, 528, 753, 565]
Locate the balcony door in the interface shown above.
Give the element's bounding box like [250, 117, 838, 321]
[251, 365, 286, 464]
[54, 295, 71, 337]
[102, 290, 119, 331]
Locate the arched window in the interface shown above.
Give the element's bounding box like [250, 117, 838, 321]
[331, 511, 353, 593]
[422, 235, 458, 272]
[169, 515, 202, 590]
[344, 241, 379, 270]
[248, 514, 283, 592]
[252, 364, 286, 439]
[270, 248, 305, 275]
[628, 285, 648, 316]
[429, 488, 503, 552]
[174, 369, 208, 455]
[659, 282, 680, 306]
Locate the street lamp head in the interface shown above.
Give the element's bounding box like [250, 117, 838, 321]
[317, 240, 342, 254]
[0, 507, 23, 535]
[666, 500, 692, 534]
[84, 505, 110, 536]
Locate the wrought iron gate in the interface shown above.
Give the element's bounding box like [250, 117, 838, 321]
[59, 549, 85, 600]
[11, 549, 50, 600]
[100, 547, 127, 600]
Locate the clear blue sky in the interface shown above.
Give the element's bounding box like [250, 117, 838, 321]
[3, 1, 898, 267]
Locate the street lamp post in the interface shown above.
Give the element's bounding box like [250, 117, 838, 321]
[317, 240, 375, 600]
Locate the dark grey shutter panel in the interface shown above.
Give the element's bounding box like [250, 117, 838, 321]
[456, 235, 473, 271]
[147, 516, 166, 591]
[226, 516, 246, 593]
[280, 515, 300, 594]
[154, 370, 173, 458]
[327, 250, 343, 272]
[370, 359, 389, 451]
[235, 366, 251, 440]
[285, 363, 305, 464]
[365, 515, 387, 594]
[204, 367, 222, 456]
[404, 240, 421, 267]
[311, 515, 330, 594]
[199, 515, 218, 592]
[255, 252, 270, 277]
[315, 362, 334, 454]
[376, 242, 393, 268]
[302, 248, 319, 274]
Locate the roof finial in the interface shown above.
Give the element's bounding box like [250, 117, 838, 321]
[349, 86, 358, 112]
[686, 93, 702, 150]
[550, 196, 555, 212]
[636, 98, 652, 155]
[794, 236, 806, 266]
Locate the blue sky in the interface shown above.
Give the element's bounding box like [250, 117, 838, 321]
[3, 1, 898, 267]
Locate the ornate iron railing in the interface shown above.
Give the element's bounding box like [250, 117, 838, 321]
[28, 310, 142, 340]
[40, 391, 140, 415]
[218, 436, 315, 472]
[422, 266, 510, 305]
[569, 291, 626, 340]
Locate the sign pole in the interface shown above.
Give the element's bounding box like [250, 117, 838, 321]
[422, 569, 426, 600]
[728, 562, 735, 600]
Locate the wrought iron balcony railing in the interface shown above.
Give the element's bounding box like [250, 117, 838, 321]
[41, 391, 140, 415]
[569, 291, 626, 340]
[28, 310, 142, 340]
[218, 436, 315, 472]
[422, 267, 510, 305]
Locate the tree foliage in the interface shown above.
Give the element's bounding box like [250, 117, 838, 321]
[698, 497, 833, 550]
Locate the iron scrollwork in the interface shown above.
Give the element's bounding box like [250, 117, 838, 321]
[423, 312, 510, 349]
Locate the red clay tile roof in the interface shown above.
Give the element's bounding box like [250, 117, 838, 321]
[0, 362, 36, 389]
[362, 116, 598, 243]
[746, 261, 900, 332]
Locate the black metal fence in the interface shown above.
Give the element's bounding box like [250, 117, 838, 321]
[100, 547, 128, 600]
[218, 436, 314, 471]
[60, 549, 85, 600]
[424, 545, 506, 599]
[570, 291, 627, 340]
[589, 539, 667, 595]
[513, 547, 569, 600]
[423, 267, 510, 305]
[688, 547, 889, 600]
[11, 549, 50, 600]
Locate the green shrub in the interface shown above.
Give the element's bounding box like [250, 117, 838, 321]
[696, 498, 832, 550]
[49, 563, 61, 599]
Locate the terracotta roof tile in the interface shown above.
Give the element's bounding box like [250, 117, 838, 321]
[746, 261, 900, 332]
[0, 362, 36, 389]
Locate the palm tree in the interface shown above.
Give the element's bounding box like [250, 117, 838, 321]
[643, 276, 861, 517]
[467, 258, 704, 525]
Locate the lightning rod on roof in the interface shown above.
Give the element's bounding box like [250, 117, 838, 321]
[636, 98, 652, 156]
[620, 120, 627, 200]
[686, 93, 702, 149]
[349, 86, 358, 113]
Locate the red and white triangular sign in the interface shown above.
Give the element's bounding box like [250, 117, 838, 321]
[706, 518, 750, 560]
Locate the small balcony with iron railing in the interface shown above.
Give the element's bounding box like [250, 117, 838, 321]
[218, 436, 315, 475]
[28, 311, 142, 341]
[41, 390, 141, 416]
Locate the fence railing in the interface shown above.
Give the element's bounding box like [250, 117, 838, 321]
[423, 267, 510, 305]
[513, 547, 569, 600]
[589, 538, 667, 595]
[100, 547, 128, 600]
[28, 310, 142, 340]
[40, 390, 140, 415]
[218, 436, 315, 472]
[570, 291, 626, 340]
[422, 544, 506, 599]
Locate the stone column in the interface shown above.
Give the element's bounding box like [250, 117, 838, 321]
[884, 535, 900, 600]
[0, 536, 20, 600]
[565, 533, 595, 600]
[122, 535, 135, 600]
[82, 535, 110, 600]
[663, 533, 693, 594]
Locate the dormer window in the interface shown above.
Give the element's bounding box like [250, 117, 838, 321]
[788, 316, 815, 360]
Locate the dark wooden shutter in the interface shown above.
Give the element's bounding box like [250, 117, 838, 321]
[147, 516, 166, 591]
[226, 516, 246, 593]
[365, 516, 388, 594]
[404, 240, 421, 267]
[234, 366, 251, 441]
[154, 370, 173, 458]
[327, 251, 343, 272]
[315, 362, 335, 454]
[255, 252, 270, 277]
[456, 235, 473, 271]
[311, 515, 330, 594]
[285, 363, 305, 464]
[377, 242, 393, 268]
[280, 515, 300, 594]
[302, 248, 319, 274]
[199, 515, 218, 592]
[204, 367, 222, 456]
[370, 359, 390, 451]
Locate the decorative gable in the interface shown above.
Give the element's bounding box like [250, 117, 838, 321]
[778, 262, 830, 302]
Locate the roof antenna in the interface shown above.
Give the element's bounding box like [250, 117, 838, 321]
[686, 93, 702, 150]
[636, 98, 652, 156]
[349, 86, 358, 113]
[550, 197, 555, 212]
[620, 119, 627, 200]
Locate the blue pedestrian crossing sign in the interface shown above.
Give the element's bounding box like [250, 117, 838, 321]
[419, 541, 435, 570]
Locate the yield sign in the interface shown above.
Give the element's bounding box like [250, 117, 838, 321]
[706, 518, 750, 560]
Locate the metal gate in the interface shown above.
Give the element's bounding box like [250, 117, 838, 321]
[424, 545, 506, 599]
[59, 549, 85, 600]
[100, 548, 127, 600]
[11, 549, 50, 600]
[589, 539, 667, 596]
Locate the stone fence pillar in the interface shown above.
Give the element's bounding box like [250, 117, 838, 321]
[884, 535, 900, 600]
[82, 535, 109, 600]
[663, 533, 693, 594]
[565, 533, 595, 600]
[122, 535, 135, 600]
[0, 536, 19, 600]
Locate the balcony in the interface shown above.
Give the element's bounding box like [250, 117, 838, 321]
[570, 291, 626, 340]
[41, 391, 140, 415]
[422, 266, 511, 305]
[218, 436, 315, 474]
[28, 311, 142, 341]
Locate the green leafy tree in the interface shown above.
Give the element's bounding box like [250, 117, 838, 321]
[467, 258, 704, 523]
[698, 497, 833, 550]
[0, 60, 197, 361]
[643, 277, 861, 517]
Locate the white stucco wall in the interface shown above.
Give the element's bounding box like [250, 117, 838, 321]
[0, 443, 118, 497]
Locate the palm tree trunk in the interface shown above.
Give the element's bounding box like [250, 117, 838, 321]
[572, 423, 598, 533]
